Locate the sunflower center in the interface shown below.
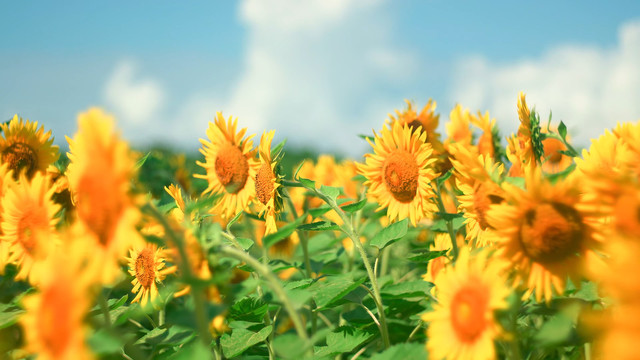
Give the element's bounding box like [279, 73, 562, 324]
[472, 183, 504, 230]
[40, 285, 72, 356]
[214, 144, 249, 194]
[382, 150, 419, 203]
[450, 284, 488, 343]
[2, 142, 38, 179]
[135, 248, 156, 289]
[255, 163, 274, 205]
[543, 138, 565, 164]
[519, 202, 583, 264]
[407, 119, 424, 133]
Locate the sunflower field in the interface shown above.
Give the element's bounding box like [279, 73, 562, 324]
[0, 93, 637, 360]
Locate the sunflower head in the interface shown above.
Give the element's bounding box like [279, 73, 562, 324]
[422, 248, 510, 360]
[254, 130, 284, 235]
[388, 99, 444, 153]
[357, 121, 439, 226]
[1, 171, 60, 284]
[127, 243, 175, 309]
[195, 113, 260, 219]
[444, 104, 474, 150]
[66, 108, 141, 284]
[0, 115, 59, 180]
[487, 167, 600, 303]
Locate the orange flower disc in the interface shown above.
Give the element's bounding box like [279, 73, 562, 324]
[215, 144, 249, 194]
[382, 150, 419, 203]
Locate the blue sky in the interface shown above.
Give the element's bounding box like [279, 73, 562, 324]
[2, 1, 640, 157]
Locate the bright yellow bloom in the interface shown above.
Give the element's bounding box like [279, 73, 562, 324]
[254, 130, 283, 235]
[540, 126, 573, 174]
[1, 172, 59, 284]
[388, 99, 443, 154]
[422, 248, 510, 360]
[470, 111, 498, 160]
[0, 114, 59, 180]
[0, 163, 14, 272]
[126, 243, 175, 309]
[195, 113, 260, 220]
[507, 92, 540, 176]
[422, 233, 453, 285]
[486, 167, 601, 303]
[444, 105, 474, 151]
[20, 241, 94, 360]
[357, 121, 439, 226]
[66, 108, 142, 284]
[449, 143, 506, 248]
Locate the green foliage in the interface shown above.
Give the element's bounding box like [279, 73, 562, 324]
[369, 219, 409, 249]
[220, 325, 273, 358]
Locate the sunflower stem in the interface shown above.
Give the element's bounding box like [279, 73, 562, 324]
[143, 204, 212, 347]
[98, 292, 112, 328]
[315, 191, 391, 349]
[432, 182, 459, 261]
[219, 245, 311, 347]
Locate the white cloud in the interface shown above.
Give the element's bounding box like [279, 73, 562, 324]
[103, 60, 165, 127]
[181, 0, 415, 157]
[449, 20, 640, 147]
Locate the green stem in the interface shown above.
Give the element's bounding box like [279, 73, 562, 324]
[144, 204, 212, 346]
[219, 245, 311, 345]
[316, 192, 390, 349]
[158, 309, 165, 327]
[432, 182, 459, 261]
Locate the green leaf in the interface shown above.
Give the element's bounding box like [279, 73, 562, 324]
[134, 152, 151, 170]
[369, 343, 428, 360]
[534, 302, 581, 347]
[369, 219, 409, 249]
[558, 121, 568, 140]
[235, 237, 255, 251]
[135, 327, 168, 346]
[298, 221, 340, 231]
[298, 177, 316, 190]
[271, 138, 287, 158]
[358, 134, 374, 142]
[408, 249, 448, 263]
[293, 160, 306, 180]
[315, 326, 375, 357]
[263, 214, 306, 248]
[436, 169, 453, 188]
[168, 339, 213, 360]
[307, 273, 367, 310]
[340, 199, 367, 213]
[220, 325, 273, 358]
[0, 303, 25, 329]
[381, 280, 434, 299]
[429, 217, 466, 233]
[272, 333, 307, 359]
[88, 329, 124, 355]
[308, 205, 332, 218]
[573, 281, 600, 302]
[229, 297, 269, 323]
[226, 211, 243, 231]
[319, 185, 341, 202]
[435, 212, 463, 222]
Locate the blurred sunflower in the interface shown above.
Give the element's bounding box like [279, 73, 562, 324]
[486, 167, 601, 303]
[422, 248, 510, 360]
[195, 112, 260, 220]
[0, 114, 59, 180]
[1, 172, 59, 283]
[387, 99, 443, 153]
[449, 143, 506, 248]
[66, 108, 141, 283]
[0, 163, 14, 271]
[357, 122, 439, 226]
[126, 243, 176, 309]
[507, 93, 543, 176]
[422, 233, 453, 285]
[20, 241, 94, 360]
[444, 105, 474, 151]
[254, 130, 284, 235]
[470, 111, 500, 160]
[540, 126, 573, 174]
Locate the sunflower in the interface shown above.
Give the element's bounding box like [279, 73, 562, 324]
[357, 121, 439, 226]
[507, 93, 543, 176]
[1, 172, 59, 284]
[126, 243, 175, 309]
[595, 234, 640, 360]
[422, 248, 510, 360]
[66, 108, 142, 284]
[422, 233, 453, 285]
[540, 126, 573, 174]
[20, 241, 94, 360]
[195, 112, 260, 220]
[254, 130, 284, 235]
[470, 111, 500, 160]
[444, 105, 474, 151]
[486, 167, 601, 303]
[0, 114, 59, 180]
[0, 163, 14, 271]
[449, 143, 506, 248]
[387, 99, 443, 153]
